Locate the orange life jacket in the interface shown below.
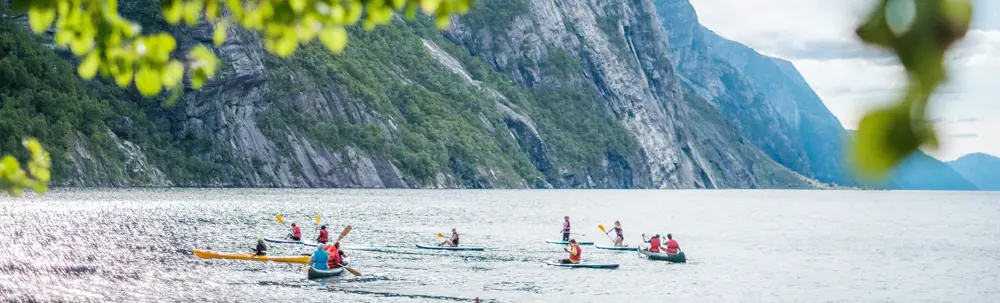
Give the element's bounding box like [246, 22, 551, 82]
[568, 243, 581, 263]
[649, 238, 661, 253]
[666, 239, 679, 254]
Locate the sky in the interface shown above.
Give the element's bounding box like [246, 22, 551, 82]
[689, 0, 1000, 161]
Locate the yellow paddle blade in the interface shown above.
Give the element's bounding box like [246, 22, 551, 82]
[598, 224, 606, 232]
[315, 216, 321, 225]
[344, 266, 361, 276]
[337, 225, 352, 242]
[437, 233, 444, 238]
[276, 214, 284, 224]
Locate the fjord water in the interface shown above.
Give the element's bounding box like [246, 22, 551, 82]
[1, 189, 998, 302]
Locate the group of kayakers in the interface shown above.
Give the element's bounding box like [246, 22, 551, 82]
[251, 222, 349, 270]
[557, 216, 681, 264]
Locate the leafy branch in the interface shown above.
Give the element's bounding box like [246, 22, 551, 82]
[851, 0, 973, 180]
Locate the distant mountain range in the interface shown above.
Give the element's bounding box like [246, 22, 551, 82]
[947, 153, 1000, 191]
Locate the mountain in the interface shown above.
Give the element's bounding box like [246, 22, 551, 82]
[948, 153, 1000, 190]
[885, 151, 978, 190]
[0, 0, 814, 189]
[654, 0, 852, 186]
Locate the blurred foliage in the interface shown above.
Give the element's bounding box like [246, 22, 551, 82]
[851, 0, 973, 180]
[0, 139, 51, 196]
[1, 0, 472, 196]
[10, 0, 472, 98]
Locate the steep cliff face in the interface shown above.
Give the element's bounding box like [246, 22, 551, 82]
[445, 0, 810, 188]
[701, 29, 853, 185]
[654, 0, 815, 179]
[2, 0, 814, 189]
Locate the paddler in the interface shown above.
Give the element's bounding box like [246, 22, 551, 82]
[604, 220, 624, 247]
[308, 244, 330, 270]
[642, 234, 666, 253]
[316, 225, 329, 244]
[251, 237, 268, 256]
[560, 216, 571, 242]
[440, 228, 460, 247]
[288, 223, 302, 241]
[665, 233, 680, 254]
[558, 239, 582, 264]
[322, 241, 344, 268]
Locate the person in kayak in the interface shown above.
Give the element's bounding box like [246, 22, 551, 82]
[308, 244, 330, 270]
[605, 220, 624, 247]
[558, 239, 582, 264]
[440, 228, 460, 247]
[251, 237, 268, 256]
[642, 234, 666, 253]
[665, 233, 680, 254]
[322, 241, 344, 268]
[288, 223, 302, 241]
[316, 225, 329, 244]
[560, 216, 571, 242]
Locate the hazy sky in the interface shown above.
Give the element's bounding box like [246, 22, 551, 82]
[689, 0, 1000, 161]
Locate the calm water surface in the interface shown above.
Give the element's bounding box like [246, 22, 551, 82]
[1, 189, 998, 302]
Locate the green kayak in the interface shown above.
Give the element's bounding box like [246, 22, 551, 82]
[307, 266, 345, 279]
[637, 246, 686, 263]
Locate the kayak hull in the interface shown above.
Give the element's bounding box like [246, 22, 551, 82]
[544, 261, 619, 269]
[594, 244, 637, 251]
[545, 240, 595, 245]
[307, 267, 345, 279]
[415, 244, 485, 251]
[637, 247, 687, 263]
[192, 249, 310, 264]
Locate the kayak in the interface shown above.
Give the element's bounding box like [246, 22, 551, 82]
[637, 246, 687, 263]
[545, 240, 595, 245]
[307, 266, 345, 279]
[192, 249, 310, 264]
[594, 244, 637, 251]
[544, 261, 619, 269]
[415, 244, 485, 251]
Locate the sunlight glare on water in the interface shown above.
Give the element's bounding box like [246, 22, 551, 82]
[1, 189, 998, 302]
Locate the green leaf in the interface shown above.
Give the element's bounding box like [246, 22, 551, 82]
[135, 66, 163, 97]
[163, 0, 183, 25]
[289, 0, 307, 13]
[319, 27, 348, 53]
[78, 51, 100, 80]
[213, 22, 228, 46]
[28, 6, 56, 34]
[161, 61, 184, 88]
[851, 105, 926, 179]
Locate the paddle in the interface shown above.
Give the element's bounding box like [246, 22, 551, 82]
[276, 214, 285, 224]
[336, 225, 352, 242]
[597, 224, 615, 243]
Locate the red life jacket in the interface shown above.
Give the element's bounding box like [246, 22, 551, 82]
[317, 230, 329, 243]
[323, 244, 341, 267]
[649, 238, 661, 253]
[666, 239, 679, 254]
[568, 243, 582, 263]
[291, 226, 301, 238]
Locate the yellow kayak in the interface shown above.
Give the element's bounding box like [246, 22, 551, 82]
[192, 249, 310, 264]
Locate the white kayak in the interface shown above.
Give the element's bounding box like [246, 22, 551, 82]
[594, 244, 637, 251]
[545, 240, 594, 245]
[415, 244, 485, 251]
[544, 261, 619, 269]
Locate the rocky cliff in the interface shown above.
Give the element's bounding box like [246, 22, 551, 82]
[2, 0, 818, 189]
